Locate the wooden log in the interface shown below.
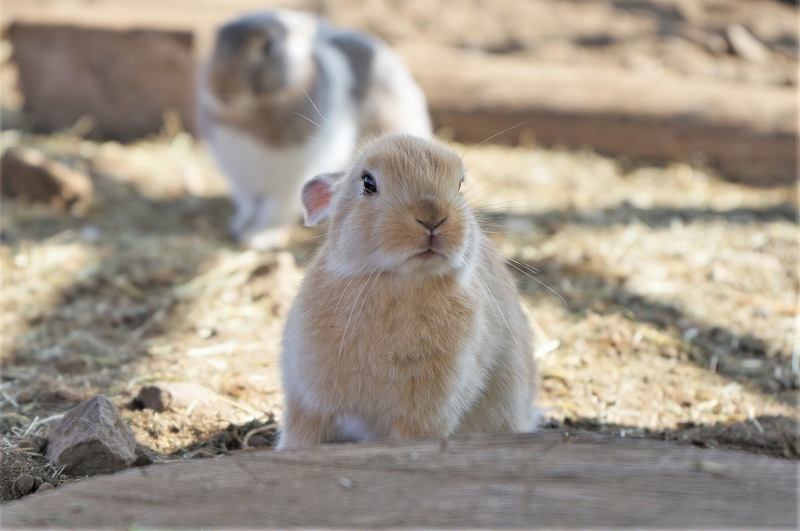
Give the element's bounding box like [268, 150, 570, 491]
[2, 7, 797, 183]
[406, 46, 797, 185]
[2, 432, 796, 528]
[6, 23, 196, 140]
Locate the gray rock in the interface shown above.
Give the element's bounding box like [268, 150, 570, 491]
[35, 482, 55, 493]
[133, 444, 157, 467]
[46, 395, 137, 476]
[132, 385, 173, 413]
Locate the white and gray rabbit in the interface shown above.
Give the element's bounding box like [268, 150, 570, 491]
[198, 10, 432, 249]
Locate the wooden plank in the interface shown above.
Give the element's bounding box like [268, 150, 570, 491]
[6, 23, 197, 140]
[2, 7, 797, 183]
[406, 46, 797, 185]
[2, 432, 796, 528]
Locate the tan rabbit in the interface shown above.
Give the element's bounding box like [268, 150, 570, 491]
[277, 134, 537, 449]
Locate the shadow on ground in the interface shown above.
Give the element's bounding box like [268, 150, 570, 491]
[556, 414, 799, 459]
[484, 202, 797, 234]
[508, 252, 797, 405]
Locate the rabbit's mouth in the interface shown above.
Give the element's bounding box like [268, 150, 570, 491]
[397, 222, 468, 275]
[400, 246, 452, 275]
[414, 249, 443, 260]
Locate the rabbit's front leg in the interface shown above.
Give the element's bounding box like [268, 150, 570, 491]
[228, 189, 259, 240]
[277, 398, 337, 450]
[240, 196, 297, 250]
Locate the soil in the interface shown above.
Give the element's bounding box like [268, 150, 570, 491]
[0, 129, 795, 501]
[0, 444, 58, 501]
[0, 0, 797, 503]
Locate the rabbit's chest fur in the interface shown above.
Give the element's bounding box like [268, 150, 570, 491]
[208, 127, 313, 196]
[285, 270, 489, 431]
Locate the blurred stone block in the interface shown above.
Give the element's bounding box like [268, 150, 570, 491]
[7, 23, 196, 139]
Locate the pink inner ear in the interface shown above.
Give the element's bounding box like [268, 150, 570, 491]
[303, 178, 333, 218]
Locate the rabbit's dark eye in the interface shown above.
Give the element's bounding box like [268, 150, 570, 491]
[362, 172, 377, 195]
[262, 39, 273, 55]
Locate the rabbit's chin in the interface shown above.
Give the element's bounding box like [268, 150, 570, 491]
[394, 252, 448, 275]
[325, 247, 468, 280]
[383, 244, 474, 278]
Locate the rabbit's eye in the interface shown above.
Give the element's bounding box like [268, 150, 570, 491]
[262, 39, 273, 55]
[362, 172, 377, 195]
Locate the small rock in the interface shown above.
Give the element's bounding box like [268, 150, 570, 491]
[0, 147, 93, 211]
[211, 430, 234, 450]
[35, 482, 54, 493]
[133, 452, 154, 467]
[134, 443, 158, 467]
[46, 395, 137, 476]
[131, 385, 173, 413]
[146, 382, 242, 421]
[726, 24, 769, 63]
[12, 474, 36, 498]
[246, 434, 272, 447]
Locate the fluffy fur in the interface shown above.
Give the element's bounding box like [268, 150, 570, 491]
[198, 10, 432, 249]
[278, 135, 536, 449]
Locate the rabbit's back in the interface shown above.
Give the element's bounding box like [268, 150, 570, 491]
[329, 29, 432, 138]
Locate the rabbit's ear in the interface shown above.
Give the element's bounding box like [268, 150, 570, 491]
[302, 172, 341, 226]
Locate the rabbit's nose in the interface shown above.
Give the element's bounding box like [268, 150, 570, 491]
[414, 200, 446, 231]
[416, 217, 447, 232]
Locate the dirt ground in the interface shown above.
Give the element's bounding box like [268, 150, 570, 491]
[0, 0, 798, 503]
[1, 128, 796, 498]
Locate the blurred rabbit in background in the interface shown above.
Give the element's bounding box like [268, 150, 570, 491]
[198, 10, 432, 249]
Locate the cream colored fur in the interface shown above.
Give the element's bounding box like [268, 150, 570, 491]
[278, 135, 536, 449]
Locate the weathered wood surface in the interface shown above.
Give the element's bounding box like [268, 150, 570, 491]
[3, 2, 797, 184]
[2, 432, 797, 529]
[6, 23, 197, 140]
[408, 46, 797, 185]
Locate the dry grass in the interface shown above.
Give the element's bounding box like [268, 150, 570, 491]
[0, 125, 797, 495]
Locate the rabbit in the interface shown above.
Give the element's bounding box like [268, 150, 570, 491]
[197, 10, 432, 250]
[277, 134, 537, 449]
